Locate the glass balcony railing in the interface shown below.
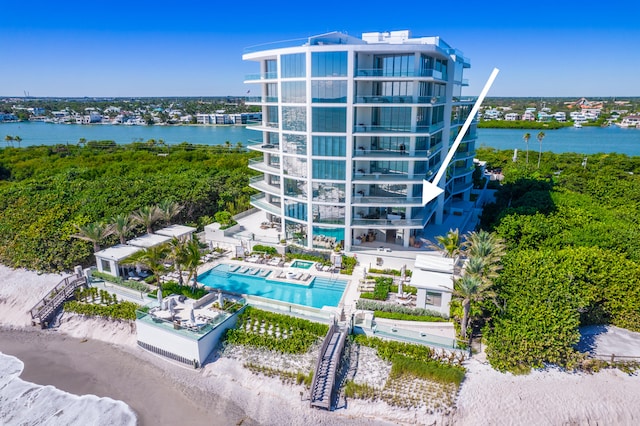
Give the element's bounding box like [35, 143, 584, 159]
[418, 69, 445, 79]
[450, 166, 474, 178]
[416, 122, 445, 133]
[416, 95, 446, 104]
[245, 96, 279, 103]
[248, 158, 280, 173]
[247, 139, 280, 152]
[351, 218, 423, 227]
[356, 69, 415, 77]
[244, 72, 278, 81]
[354, 124, 411, 133]
[461, 79, 469, 86]
[449, 181, 473, 195]
[352, 172, 424, 182]
[249, 176, 281, 195]
[250, 193, 282, 215]
[351, 196, 423, 205]
[246, 121, 280, 130]
[355, 95, 413, 104]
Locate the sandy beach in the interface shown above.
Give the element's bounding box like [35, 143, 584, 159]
[2, 264, 640, 425]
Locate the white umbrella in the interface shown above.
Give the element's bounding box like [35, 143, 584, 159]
[398, 264, 406, 297]
[157, 288, 163, 310]
[189, 307, 196, 324]
[398, 279, 404, 297]
[218, 291, 224, 308]
[169, 301, 175, 317]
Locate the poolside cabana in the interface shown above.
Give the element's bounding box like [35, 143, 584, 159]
[127, 233, 172, 249]
[94, 244, 142, 278]
[156, 224, 197, 241]
[409, 253, 455, 317]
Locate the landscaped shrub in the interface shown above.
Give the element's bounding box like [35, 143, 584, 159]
[251, 245, 277, 255]
[150, 282, 208, 299]
[224, 307, 328, 354]
[373, 277, 392, 301]
[92, 271, 150, 292]
[355, 300, 448, 322]
[64, 300, 138, 320]
[368, 267, 412, 277]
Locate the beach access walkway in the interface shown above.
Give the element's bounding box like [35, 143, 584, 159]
[310, 323, 348, 410]
[29, 269, 87, 328]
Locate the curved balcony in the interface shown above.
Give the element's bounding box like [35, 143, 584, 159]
[448, 181, 473, 196]
[247, 139, 280, 154]
[249, 175, 281, 196]
[248, 158, 280, 174]
[250, 194, 281, 216]
[246, 120, 280, 133]
[450, 166, 474, 179]
[245, 96, 279, 105]
[355, 68, 445, 80]
[244, 72, 278, 82]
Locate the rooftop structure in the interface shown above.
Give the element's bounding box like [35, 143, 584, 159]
[409, 252, 455, 317]
[127, 233, 172, 248]
[155, 224, 198, 240]
[243, 30, 475, 253]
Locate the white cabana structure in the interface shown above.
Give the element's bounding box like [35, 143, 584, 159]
[409, 253, 455, 317]
[94, 244, 142, 278]
[156, 224, 197, 240]
[127, 233, 172, 249]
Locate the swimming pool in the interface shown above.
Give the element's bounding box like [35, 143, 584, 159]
[198, 264, 347, 309]
[290, 260, 314, 269]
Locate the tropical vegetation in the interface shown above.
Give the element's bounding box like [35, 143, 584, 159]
[475, 147, 640, 373]
[0, 143, 258, 271]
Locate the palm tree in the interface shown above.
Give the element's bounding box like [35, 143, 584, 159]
[454, 273, 496, 339]
[110, 213, 135, 245]
[224, 140, 231, 151]
[14, 136, 22, 148]
[430, 228, 462, 260]
[537, 131, 545, 169]
[182, 238, 203, 291]
[122, 244, 171, 289]
[72, 222, 113, 252]
[131, 205, 161, 234]
[463, 230, 505, 265]
[523, 133, 530, 165]
[78, 137, 87, 148]
[157, 200, 183, 225]
[4, 135, 14, 147]
[168, 237, 187, 286]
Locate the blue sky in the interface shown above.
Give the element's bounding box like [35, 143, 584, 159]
[1, 0, 639, 98]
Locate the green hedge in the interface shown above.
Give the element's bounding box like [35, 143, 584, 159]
[92, 271, 150, 292]
[64, 300, 139, 320]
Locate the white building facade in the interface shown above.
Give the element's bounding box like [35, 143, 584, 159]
[243, 30, 474, 251]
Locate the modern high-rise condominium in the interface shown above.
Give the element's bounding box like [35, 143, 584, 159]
[243, 30, 475, 252]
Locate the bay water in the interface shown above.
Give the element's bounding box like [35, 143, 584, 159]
[1, 121, 639, 156]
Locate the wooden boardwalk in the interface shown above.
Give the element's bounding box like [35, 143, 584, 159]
[310, 323, 347, 410]
[30, 272, 87, 328]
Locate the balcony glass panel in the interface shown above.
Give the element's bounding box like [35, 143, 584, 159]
[312, 227, 344, 248]
[312, 204, 345, 224]
[312, 183, 345, 202]
[281, 53, 305, 78]
[282, 133, 307, 155]
[284, 177, 307, 200]
[312, 107, 346, 132]
[312, 160, 345, 180]
[312, 136, 346, 157]
[284, 200, 308, 221]
[282, 155, 307, 178]
[282, 81, 306, 103]
[282, 106, 306, 132]
[312, 81, 347, 103]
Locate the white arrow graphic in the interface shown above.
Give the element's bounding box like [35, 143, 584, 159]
[422, 68, 500, 205]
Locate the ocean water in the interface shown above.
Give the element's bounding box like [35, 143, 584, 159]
[0, 352, 136, 426]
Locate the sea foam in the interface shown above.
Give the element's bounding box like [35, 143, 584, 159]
[0, 352, 136, 425]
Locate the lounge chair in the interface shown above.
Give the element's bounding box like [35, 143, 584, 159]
[301, 273, 311, 281]
[238, 267, 249, 274]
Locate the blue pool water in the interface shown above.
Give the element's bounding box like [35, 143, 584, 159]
[198, 264, 347, 308]
[291, 260, 314, 269]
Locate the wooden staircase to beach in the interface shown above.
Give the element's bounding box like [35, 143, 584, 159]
[29, 271, 87, 328]
[310, 323, 347, 410]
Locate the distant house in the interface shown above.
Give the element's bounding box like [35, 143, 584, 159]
[504, 113, 520, 121]
[554, 112, 567, 122]
[522, 111, 536, 121]
[616, 115, 640, 128]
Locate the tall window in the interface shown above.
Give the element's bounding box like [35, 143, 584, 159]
[281, 53, 306, 78]
[282, 106, 306, 131]
[284, 200, 307, 220]
[265, 59, 277, 78]
[312, 52, 347, 77]
[312, 136, 346, 156]
[313, 160, 345, 180]
[374, 54, 414, 77]
[312, 107, 346, 132]
[282, 82, 306, 103]
[312, 81, 347, 103]
[373, 107, 411, 130]
[283, 156, 307, 178]
[283, 133, 307, 155]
